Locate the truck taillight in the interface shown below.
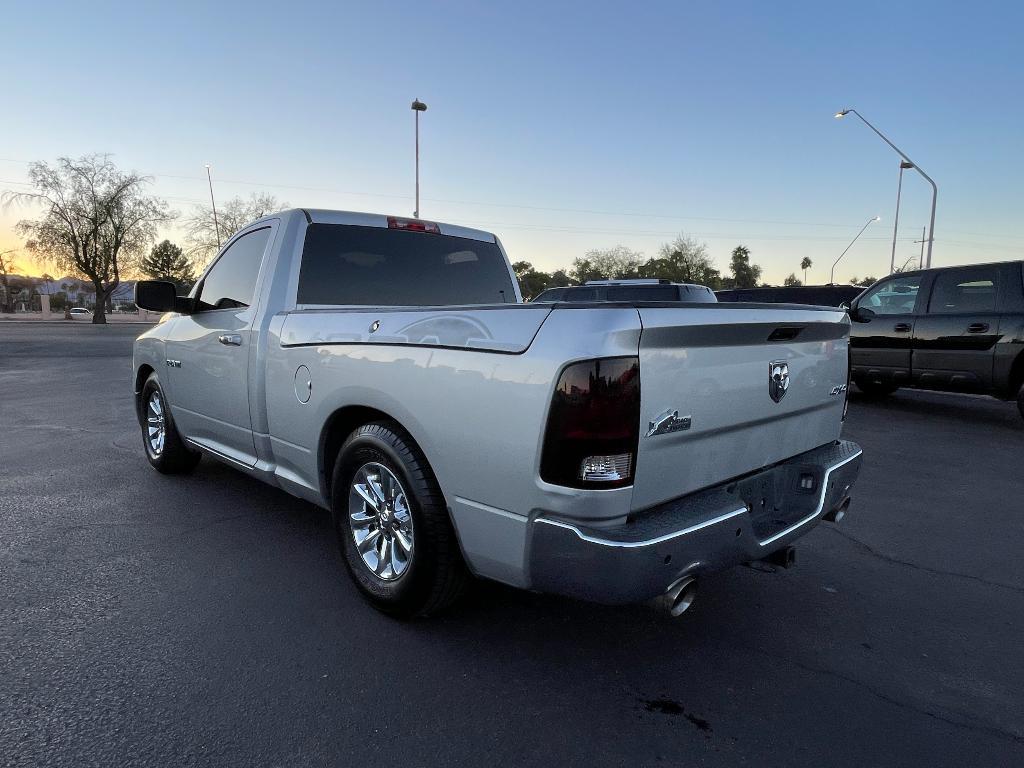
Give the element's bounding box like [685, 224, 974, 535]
[540, 357, 641, 489]
[387, 216, 440, 233]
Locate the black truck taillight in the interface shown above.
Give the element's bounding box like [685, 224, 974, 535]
[540, 356, 641, 489]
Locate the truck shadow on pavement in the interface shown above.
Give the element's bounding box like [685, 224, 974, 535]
[848, 389, 1022, 431]
[179, 454, 1024, 756]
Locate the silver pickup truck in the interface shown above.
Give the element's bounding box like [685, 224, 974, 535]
[133, 209, 862, 617]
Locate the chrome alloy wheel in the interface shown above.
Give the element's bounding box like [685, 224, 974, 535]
[348, 462, 414, 581]
[146, 390, 166, 456]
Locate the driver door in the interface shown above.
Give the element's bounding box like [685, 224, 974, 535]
[165, 225, 274, 466]
[849, 274, 925, 387]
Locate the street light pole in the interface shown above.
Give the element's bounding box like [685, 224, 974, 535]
[831, 215, 881, 284]
[890, 160, 914, 274]
[835, 108, 937, 268]
[205, 164, 221, 248]
[411, 99, 428, 218]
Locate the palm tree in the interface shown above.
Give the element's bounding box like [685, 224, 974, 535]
[800, 257, 812, 284]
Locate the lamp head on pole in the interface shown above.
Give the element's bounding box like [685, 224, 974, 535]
[411, 99, 427, 112]
[874, 215, 881, 221]
[900, 160, 914, 170]
[834, 109, 850, 119]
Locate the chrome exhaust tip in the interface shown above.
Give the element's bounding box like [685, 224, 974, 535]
[656, 576, 698, 617]
[824, 497, 851, 523]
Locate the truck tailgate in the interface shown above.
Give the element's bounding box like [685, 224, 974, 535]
[631, 305, 850, 511]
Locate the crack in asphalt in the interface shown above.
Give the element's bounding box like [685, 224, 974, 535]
[824, 525, 1024, 596]
[745, 643, 1024, 746]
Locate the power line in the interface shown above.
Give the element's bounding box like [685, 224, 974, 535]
[2, 158, 1021, 249]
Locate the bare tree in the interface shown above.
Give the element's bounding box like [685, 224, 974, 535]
[639, 234, 721, 287]
[0, 249, 18, 313]
[570, 245, 643, 283]
[185, 193, 287, 266]
[4, 155, 171, 324]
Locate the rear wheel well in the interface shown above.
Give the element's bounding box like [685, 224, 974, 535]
[320, 406, 407, 501]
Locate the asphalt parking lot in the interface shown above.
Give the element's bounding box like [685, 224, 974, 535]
[2, 323, 1022, 767]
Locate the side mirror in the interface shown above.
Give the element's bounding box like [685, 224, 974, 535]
[851, 305, 875, 322]
[135, 280, 191, 313]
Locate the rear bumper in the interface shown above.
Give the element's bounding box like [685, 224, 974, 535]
[528, 440, 862, 604]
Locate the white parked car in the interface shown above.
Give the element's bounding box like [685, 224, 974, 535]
[69, 307, 91, 320]
[132, 209, 862, 618]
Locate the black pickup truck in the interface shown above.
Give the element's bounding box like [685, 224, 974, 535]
[848, 260, 1024, 419]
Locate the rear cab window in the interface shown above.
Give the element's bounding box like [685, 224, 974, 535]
[297, 224, 516, 306]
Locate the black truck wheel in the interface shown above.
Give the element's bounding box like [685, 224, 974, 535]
[139, 373, 201, 474]
[331, 421, 469, 618]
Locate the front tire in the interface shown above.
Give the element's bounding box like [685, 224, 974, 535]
[331, 422, 469, 618]
[140, 374, 201, 474]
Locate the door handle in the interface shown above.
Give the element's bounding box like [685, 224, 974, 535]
[893, 323, 912, 333]
[218, 334, 243, 346]
[967, 323, 989, 334]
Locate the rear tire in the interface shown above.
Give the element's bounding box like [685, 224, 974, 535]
[331, 421, 469, 618]
[140, 374, 201, 474]
[854, 378, 899, 397]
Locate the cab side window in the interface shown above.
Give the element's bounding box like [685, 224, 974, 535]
[196, 227, 271, 311]
[859, 275, 921, 315]
[927, 267, 999, 314]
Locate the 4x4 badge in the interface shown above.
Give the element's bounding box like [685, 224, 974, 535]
[769, 361, 790, 403]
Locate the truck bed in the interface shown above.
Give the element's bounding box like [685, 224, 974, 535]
[277, 300, 850, 512]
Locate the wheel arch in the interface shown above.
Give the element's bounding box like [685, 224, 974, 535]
[318, 405, 434, 504]
[134, 363, 155, 394]
[134, 364, 156, 424]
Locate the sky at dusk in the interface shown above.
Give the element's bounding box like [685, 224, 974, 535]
[1, 0, 1021, 284]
